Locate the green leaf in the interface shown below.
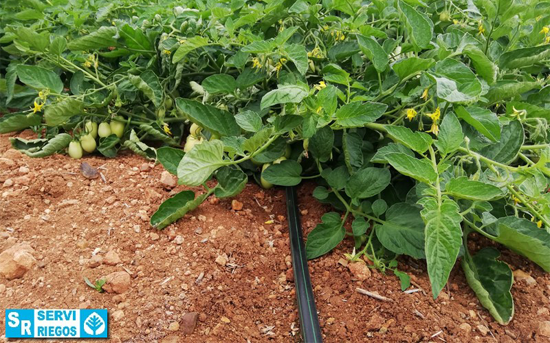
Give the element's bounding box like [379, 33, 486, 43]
[309, 126, 334, 162]
[250, 136, 286, 163]
[44, 98, 84, 126]
[274, 115, 302, 134]
[176, 99, 241, 137]
[321, 166, 349, 191]
[15, 27, 49, 52]
[172, 36, 209, 63]
[10, 133, 71, 158]
[352, 217, 369, 236]
[375, 203, 425, 259]
[97, 135, 120, 158]
[177, 140, 226, 186]
[236, 68, 266, 89]
[129, 71, 162, 107]
[139, 124, 180, 147]
[241, 40, 275, 53]
[462, 248, 514, 324]
[455, 106, 500, 142]
[67, 26, 117, 51]
[430, 59, 482, 103]
[335, 102, 387, 128]
[119, 24, 152, 51]
[235, 110, 262, 132]
[392, 57, 434, 80]
[262, 160, 302, 186]
[214, 167, 247, 198]
[157, 147, 185, 175]
[16, 65, 63, 93]
[260, 85, 309, 109]
[202, 74, 237, 94]
[385, 126, 433, 153]
[479, 120, 523, 164]
[371, 143, 414, 164]
[372, 198, 388, 217]
[485, 81, 540, 104]
[345, 167, 391, 200]
[487, 217, 550, 272]
[49, 36, 67, 56]
[285, 44, 308, 75]
[463, 45, 498, 85]
[394, 270, 411, 291]
[0, 113, 41, 133]
[398, 0, 433, 49]
[342, 131, 363, 172]
[419, 197, 463, 298]
[357, 35, 388, 72]
[445, 177, 504, 201]
[499, 45, 550, 69]
[150, 190, 196, 229]
[306, 212, 345, 259]
[434, 112, 463, 155]
[385, 153, 437, 184]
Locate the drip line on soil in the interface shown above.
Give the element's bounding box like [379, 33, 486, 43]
[285, 186, 323, 343]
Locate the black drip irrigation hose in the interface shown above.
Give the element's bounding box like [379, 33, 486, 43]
[285, 186, 323, 343]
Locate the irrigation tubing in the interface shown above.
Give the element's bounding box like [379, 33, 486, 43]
[285, 186, 323, 343]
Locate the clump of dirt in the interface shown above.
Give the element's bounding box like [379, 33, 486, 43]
[1, 130, 550, 343]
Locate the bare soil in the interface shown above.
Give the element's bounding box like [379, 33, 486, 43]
[0, 131, 549, 343]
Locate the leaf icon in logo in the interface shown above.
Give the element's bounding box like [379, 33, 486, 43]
[84, 312, 105, 335]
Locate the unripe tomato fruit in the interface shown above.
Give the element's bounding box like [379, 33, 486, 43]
[260, 163, 273, 189]
[284, 145, 292, 159]
[98, 122, 112, 138]
[68, 141, 83, 159]
[80, 134, 97, 153]
[110, 117, 125, 138]
[85, 121, 98, 139]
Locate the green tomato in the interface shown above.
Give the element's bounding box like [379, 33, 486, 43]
[184, 135, 203, 152]
[284, 145, 292, 159]
[439, 11, 451, 22]
[190, 123, 202, 137]
[98, 122, 112, 138]
[85, 121, 98, 139]
[80, 134, 97, 153]
[164, 97, 173, 110]
[110, 117, 125, 138]
[68, 141, 83, 159]
[260, 163, 273, 189]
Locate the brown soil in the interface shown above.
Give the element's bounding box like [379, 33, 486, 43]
[0, 131, 549, 343]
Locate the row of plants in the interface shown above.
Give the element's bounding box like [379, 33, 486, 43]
[3, 0, 550, 325]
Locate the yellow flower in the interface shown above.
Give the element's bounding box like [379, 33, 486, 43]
[163, 123, 172, 136]
[546, 36, 550, 44]
[537, 220, 543, 228]
[314, 81, 327, 91]
[32, 100, 44, 113]
[540, 26, 549, 35]
[308, 47, 323, 59]
[512, 195, 521, 205]
[315, 106, 322, 114]
[163, 49, 171, 55]
[179, 39, 186, 44]
[83, 60, 92, 68]
[252, 57, 262, 69]
[427, 122, 439, 136]
[426, 107, 441, 122]
[511, 106, 526, 118]
[406, 108, 417, 121]
[38, 90, 49, 101]
[537, 15, 543, 21]
[321, 25, 329, 32]
[421, 88, 429, 101]
[274, 62, 283, 75]
[478, 23, 485, 35]
[453, 19, 459, 25]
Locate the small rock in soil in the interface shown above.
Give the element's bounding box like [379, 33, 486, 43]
[0, 158, 15, 169]
[459, 323, 472, 333]
[513, 269, 536, 285]
[150, 233, 160, 241]
[477, 324, 490, 336]
[539, 321, 550, 337]
[103, 271, 131, 294]
[231, 200, 244, 211]
[215, 254, 228, 266]
[174, 235, 184, 245]
[112, 310, 125, 321]
[221, 316, 231, 323]
[161, 335, 179, 343]
[3, 179, 13, 188]
[104, 251, 121, 265]
[348, 261, 371, 281]
[88, 255, 103, 268]
[140, 163, 151, 172]
[18, 166, 30, 174]
[181, 312, 199, 335]
[0, 242, 36, 280]
[160, 171, 177, 188]
[168, 322, 180, 331]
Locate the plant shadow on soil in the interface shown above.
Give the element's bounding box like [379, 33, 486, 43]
[0, 131, 549, 342]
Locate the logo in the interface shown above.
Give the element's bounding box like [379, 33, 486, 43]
[5, 309, 108, 338]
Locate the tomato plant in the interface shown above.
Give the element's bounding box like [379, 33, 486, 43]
[2, 0, 550, 324]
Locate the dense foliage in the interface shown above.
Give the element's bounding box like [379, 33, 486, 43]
[3, 0, 550, 324]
